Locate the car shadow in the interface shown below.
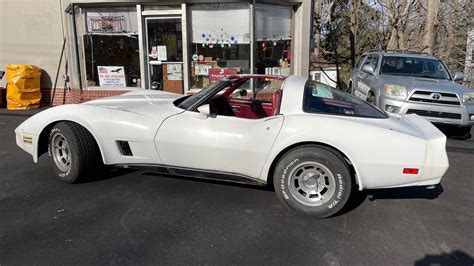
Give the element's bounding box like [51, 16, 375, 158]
[142, 172, 272, 191]
[414, 250, 474, 266]
[366, 184, 444, 201]
[80, 167, 138, 183]
[435, 125, 472, 140]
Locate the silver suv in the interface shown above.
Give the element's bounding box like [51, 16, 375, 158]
[349, 50, 474, 136]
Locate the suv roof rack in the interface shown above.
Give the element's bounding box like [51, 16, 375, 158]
[366, 49, 432, 56]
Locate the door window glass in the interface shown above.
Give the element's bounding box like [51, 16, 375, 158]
[146, 18, 184, 93]
[362, 55, 378, 73]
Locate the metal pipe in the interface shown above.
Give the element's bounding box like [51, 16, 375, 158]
[71, 4, 83, 91]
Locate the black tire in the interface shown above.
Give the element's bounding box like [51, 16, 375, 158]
[47, 122, 102, 183]
[450, 126, 472, 140]
[273, 145, 352, 218]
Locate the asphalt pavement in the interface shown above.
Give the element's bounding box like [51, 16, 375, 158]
[0, 110, 473, 265]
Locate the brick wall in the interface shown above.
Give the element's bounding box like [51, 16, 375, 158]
[40, 88, 129, 107]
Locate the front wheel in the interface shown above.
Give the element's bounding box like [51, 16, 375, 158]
[48, 122, 103, 183]
[273, 145, 352, 218]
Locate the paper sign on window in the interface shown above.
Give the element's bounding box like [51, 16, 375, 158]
[97, 66, 126, 87]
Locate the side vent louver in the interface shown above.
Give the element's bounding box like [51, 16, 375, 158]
[116, 141, 133, 156]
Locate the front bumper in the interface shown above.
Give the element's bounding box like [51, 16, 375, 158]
[380, 96, 474, 127]
[15, 127, 38, 162]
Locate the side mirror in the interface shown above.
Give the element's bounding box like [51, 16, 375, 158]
[362, 64, 375, 74]
[453, 72, 464, 81]
[197, 104, 211, 118]
[239, 89, 247, 97]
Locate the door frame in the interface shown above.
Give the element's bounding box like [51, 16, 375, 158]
[144, 16, 183, 91]
[141, 4, 189, 93]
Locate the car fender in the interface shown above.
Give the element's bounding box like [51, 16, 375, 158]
[260, 114, 430, 190]
[15, 104, 166, 165]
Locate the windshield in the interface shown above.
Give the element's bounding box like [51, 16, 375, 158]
[380, 56, 451, 80]
[176, 80, 232, 110]
[303, 81, 387, 118]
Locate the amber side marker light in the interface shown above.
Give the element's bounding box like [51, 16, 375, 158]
[403, 168, 419, 175]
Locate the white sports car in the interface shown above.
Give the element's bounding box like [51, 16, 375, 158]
[15, 75, 449, 217]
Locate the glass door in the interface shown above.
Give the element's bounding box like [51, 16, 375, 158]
[145, 17, 184, 94]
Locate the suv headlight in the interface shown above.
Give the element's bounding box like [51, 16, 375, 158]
[463, 92, 474, 104]
[384, 84, 407, 98]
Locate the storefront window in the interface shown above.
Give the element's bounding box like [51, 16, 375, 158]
[255, 4, 292, 76]
[189, 3, 251, 89]
[82, 7, 141, 88]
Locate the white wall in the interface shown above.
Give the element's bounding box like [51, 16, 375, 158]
[310, 68, 338, 88]
[0, 0, 70, 88]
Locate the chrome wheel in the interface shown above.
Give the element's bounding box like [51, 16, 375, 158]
[51, 133, 71, 172]
[287, 162, 336, 206]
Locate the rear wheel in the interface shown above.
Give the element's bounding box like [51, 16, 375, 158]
[48, 122, 103, 183]
[273, 145, 352, 218]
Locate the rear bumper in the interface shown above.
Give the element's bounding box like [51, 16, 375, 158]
[380, 96, 474, 127]
[361, 114, 449, 189]
[393, 114, 448, 188]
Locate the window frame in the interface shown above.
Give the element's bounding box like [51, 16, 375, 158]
[361, 54, 379, 74]
[302, 81, 388, 119]
[79, 6, 144, 90]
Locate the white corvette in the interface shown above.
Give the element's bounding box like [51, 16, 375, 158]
[15, 75, 449, 217]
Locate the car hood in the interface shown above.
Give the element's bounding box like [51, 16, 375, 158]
[83, 90, 184, 115]
[379, 75, 473, 94]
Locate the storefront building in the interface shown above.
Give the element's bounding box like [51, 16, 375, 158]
[0, 0, 312, 105]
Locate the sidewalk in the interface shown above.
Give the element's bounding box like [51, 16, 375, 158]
[0, 107, 48, 117]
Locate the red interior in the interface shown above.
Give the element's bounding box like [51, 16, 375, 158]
[212, 75, 285, 119]
[227, 90, 282, 119]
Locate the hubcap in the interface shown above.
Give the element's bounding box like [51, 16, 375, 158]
[287, 162, 336, 206]
[51, 133, 71, 172]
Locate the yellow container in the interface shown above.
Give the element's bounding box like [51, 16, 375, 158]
[6, 64, 42, 110]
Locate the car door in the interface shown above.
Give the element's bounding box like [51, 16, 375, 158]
[351, 54, 366, 96]
[154, 110, 283, 179]
[356, 54, 379, 100]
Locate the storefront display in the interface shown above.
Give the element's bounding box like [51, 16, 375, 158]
[255, 4, 293, 76]
[82, 7, 141, 88]
[69, 1, 308, 95]
[189, 3, 251, 89]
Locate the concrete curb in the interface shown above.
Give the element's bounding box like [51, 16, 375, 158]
[0, 107, 48, 117]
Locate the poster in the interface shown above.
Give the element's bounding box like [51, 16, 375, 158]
[195, 64, 211, 76]
[167, 64, 183, 80]
[157, 46, 167, 61]
[209, 69, 237, 84]
[97, 66, 126, 87]
[150, 46, 158, 58]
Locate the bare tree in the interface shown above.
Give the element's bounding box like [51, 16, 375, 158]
[379, 0, 417, 50]
[421, 0, 441, 54]
[349, 0, 361, 67]
[313, 0, 334, 57]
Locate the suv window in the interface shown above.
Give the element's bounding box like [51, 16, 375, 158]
[380, 56, 451, 80]
[303, 81, 387, 118]
[362, 54, 379, 73]
[356, 55, 367, 69]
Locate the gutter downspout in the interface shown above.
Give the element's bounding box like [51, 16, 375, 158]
[71, 4, 83, 91]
